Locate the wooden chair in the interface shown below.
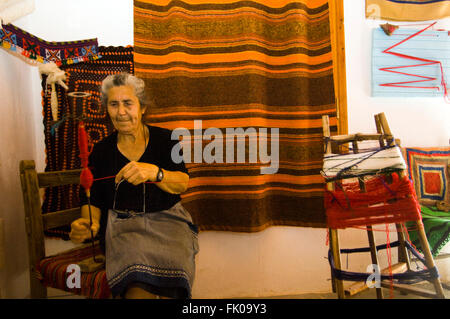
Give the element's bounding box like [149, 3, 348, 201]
[19, 160, 107, 299]
[322, 112, 446, 299]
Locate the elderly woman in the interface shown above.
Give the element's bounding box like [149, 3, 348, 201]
[69, 73, 198, 299]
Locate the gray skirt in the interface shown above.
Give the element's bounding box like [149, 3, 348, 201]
[105, 202, 199, 298]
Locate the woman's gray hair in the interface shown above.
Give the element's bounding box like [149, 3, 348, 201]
[100, 73, 147, 108]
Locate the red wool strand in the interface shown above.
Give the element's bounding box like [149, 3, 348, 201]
[78, 121, 93, 192]
[385, 224, 394, 299]
[379, 22, 450, 103]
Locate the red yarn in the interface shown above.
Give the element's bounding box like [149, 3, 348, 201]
[80, 168, 93, 192]
[385, 224, 394, 299]
[78, 121, 93, 193]
[78, 121, 90, 168]
[325, 173, 421, 229]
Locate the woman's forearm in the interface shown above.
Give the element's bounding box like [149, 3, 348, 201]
[115, 161, 189, 194]
[156, 169, 189, 194]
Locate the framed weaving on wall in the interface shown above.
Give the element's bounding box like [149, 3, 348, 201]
[371, 26, 450, 97]
[402, 147, 450, 207]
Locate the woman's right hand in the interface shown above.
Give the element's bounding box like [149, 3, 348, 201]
[69, 218, 100, 244]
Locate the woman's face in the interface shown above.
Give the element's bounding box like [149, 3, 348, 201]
[106, 85, 145, 135]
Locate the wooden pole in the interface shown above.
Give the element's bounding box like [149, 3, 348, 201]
[329, 229, 345, 298]
[323, 116, 345, 298]
[20, 161, 47, 299]
[374, 113, 412, 270]
[351, 133, 383, 299]
[414, 220, 446, 298]
[329, 0, 348, 136]
[376, 113, 445, 298]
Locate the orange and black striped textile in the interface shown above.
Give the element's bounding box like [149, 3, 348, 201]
[134, 0, 338, 231]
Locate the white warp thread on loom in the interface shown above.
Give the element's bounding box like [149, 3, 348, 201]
[321, 145, 407, 179]
[0, 0, 35, 24]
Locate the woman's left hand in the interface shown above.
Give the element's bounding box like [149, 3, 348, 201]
[115, 161, 158, 185]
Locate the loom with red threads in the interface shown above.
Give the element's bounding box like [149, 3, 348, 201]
[324, 172, 422, 229]
[321, 113, 445, 299]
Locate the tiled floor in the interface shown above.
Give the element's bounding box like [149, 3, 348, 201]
[43, 238, 449, 299]
[46, 287, 86, 299]
[46, 282, 448, 299]
[264, 282, 449, 299]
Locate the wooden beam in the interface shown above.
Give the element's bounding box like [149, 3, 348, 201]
[37, 169, 81, 188]
[330, 229, 345, 298]
[345, 262, 407, 297]
[329, 133, 392, 143]
[411, 253, 450, 262]
[322, 115, 332, 155]
[42, 207, 81, 230]
[328, 0, 348, 135]
[380, 282, 441, 299]
[413, 220, 446, 298]
[323, 115, 345, 298]
[19, 160, 47, 298]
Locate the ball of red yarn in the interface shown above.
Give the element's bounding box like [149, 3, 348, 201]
[80, 168, 93, 191]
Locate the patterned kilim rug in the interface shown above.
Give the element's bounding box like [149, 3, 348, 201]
[134, 0, 337, 231]
[407, 206, 450, 257]
[41, 46, 134, 239]
[0, 23, 101, 66]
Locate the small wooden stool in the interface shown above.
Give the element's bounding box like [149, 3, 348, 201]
[322, 112, 445, 299]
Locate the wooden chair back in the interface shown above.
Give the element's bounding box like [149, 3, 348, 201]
[19, 160, 82, 298]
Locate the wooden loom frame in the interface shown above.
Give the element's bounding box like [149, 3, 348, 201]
[322, 112, 446, 299]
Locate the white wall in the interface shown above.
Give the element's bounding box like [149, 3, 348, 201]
[0, 0, 448, 299]
[344, 1, 450, 146]
[0, 20, 37, 298]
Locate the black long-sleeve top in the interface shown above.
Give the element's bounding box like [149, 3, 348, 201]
[79, 125, 188, 252]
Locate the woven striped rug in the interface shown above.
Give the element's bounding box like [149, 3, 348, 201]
[134, 0, 338, 231]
